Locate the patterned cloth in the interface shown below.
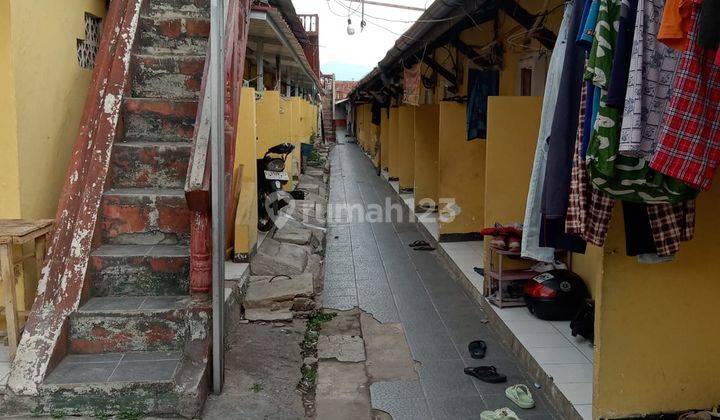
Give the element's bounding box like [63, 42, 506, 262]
[619, 0, 680, 158]
[647, 200, 696, 256]
[584, 0, 698, 203]
[566, 78, 616, 246]
[650, 4, 720, 191]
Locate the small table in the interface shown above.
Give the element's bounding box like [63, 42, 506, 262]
[0, 219, 53, 358]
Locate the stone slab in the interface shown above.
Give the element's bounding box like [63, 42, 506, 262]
[317, 335, 366, 362]
[250, 238, 308, 276]
[244, 303, 294, 321]
[273, 224, 312, 245]
[360, 313, 418, 382]
[244, 273, 314, 309]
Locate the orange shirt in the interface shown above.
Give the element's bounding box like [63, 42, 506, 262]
[657, 0, 694, 51]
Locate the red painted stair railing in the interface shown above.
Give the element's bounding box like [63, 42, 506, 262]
[185, 0, 252, 295]
[7, 0, 143, 395]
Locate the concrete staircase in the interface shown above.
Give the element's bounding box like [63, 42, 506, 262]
[35, 0, 212, 416]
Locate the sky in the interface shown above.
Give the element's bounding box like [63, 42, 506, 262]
[291, 0, 430, 81]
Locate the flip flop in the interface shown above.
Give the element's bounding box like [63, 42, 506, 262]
[505, 384, 535, 409]
[480, 407, 521, 420]
[468, 340, 487, 359]
[474, 267, 484, 276]
[413, 244, 435, 251]
[408, 240, 429, 247]
[464, 366, 507, 383]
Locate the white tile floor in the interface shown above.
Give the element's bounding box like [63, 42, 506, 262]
[376, 168, 594, 420]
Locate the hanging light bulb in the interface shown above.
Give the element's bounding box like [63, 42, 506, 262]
[347, 18, 355, 35]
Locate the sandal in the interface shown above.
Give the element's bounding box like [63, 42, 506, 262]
[468, 340, 487, 359]
[480, 407, 520, 420]
[408, 240, 429, 247]
[464, 366, 507, 383]
[505, 384, 535, 409]
[413, 244, 435, 251]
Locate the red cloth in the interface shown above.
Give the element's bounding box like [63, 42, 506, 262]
[650, 5, 720, 191]
[403, 64, 420, 106]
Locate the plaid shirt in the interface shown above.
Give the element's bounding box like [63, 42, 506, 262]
[566, 82, 615, 246]
[650, 5, 720, 191]
[647, 201, 696, 256]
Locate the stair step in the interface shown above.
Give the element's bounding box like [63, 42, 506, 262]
[123, 98, 198, 141]
[40, 349, 208, 416]
[90, 244, 189, 297]
[142, 0, 210, 20]
[132, 54, 205, 100]
[69, 296, 192, 354]
[137, 15, 209, 56]
[45, 351, 182, 385]
[109, 142, 191, 189]
[100, 188, 190, 246]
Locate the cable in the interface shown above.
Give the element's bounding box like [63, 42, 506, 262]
[331, 0, 461, 24]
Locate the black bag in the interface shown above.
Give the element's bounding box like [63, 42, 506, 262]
[570, 299, 594, 343]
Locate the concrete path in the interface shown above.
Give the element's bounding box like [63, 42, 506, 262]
[323, 132, 561, 419]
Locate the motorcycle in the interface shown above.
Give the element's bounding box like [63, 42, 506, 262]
[257, 142, 295, 232]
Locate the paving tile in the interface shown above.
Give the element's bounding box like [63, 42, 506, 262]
[527, 346, 590, 365]
[140, 296, 188, 310]
[372, 397, 431, 420]
[109, 359, 179, 382]
[45, 361, 116, 384]
[323, 295, 358, 311]
[370, 380, 424, 401]
[542, 363, 593, 384]
[418, 359, 479, 399]
[323, 287, 358, 298]
[555, 382, 593, 405]
[122, 351, 182, 362]
[427, 395, 488, 420]
[62, 353, 124, 364]
[0, 346, 11, 363]
[505, 319, 559, 334]
[574, 403, 593, 420]
[516, 332, 574, 348]
[81, 297, 145, 311]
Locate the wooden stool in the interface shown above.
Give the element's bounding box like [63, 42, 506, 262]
[0, 219, 53, 358]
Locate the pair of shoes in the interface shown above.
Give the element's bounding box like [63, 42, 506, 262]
[464, 366, 507, 383]
[529, 260, 567, 273]
[408, 240, 435, 251]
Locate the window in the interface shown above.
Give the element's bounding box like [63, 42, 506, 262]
[77, 13, 102, 69]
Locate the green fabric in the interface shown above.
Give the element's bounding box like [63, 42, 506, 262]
[584, 0, 698, 203]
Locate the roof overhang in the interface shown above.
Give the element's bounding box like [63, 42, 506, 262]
[248, 7, 321, 91]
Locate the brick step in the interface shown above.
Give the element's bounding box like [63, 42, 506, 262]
[40, 349, 209, 416]
[142, 0, 210, 19]
[100, 188, 190, 246]
[109, 141, 191, 189]
[132, 54, 205, 100]
[136, 15, 209, 56]
[68, 296, 192, 354]
[90, 244, 189, 296]
[123, 98, 198, 141]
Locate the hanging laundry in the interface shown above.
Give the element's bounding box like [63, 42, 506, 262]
[577, 0, 601, 49]
[403, 63, 421, 106]
[565, 80, 615, 247]
[584, 0, 698, 203]
[619, 0, 680, 158]
[606, 0, 639, 108]
[622, 201, 658, 256]
[650, 4, 720, 191]
[647, 200, 695, 256]
[522, 3, 575, 263]
[466, 68, 499, 141]
[541, 0, 588, 220]
[657, 0, 694, 51]
[697, 0, 720, 49]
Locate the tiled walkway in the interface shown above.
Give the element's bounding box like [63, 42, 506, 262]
[323, 135, 560, 419]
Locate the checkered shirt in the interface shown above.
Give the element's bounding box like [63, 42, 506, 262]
[646, 200, 696, 256]
[650, 6, 720, 191]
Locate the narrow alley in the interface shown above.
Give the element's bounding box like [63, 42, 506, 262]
[321, 132, 560, 419]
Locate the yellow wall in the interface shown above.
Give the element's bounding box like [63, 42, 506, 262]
[256, 90, 281, 157]
[413, 105, 439, 209]
[388, 107, 400, 179]
[397, 106, 415, 191]
[0, 0, 20, 219]
[233, 88, 258, 259]
[1, 0, 106, 219]
[0, 0, 107, 327]
[437, 101, 486, 236]
[594, 189, 720, 418]
[380, 109, 389, 170]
